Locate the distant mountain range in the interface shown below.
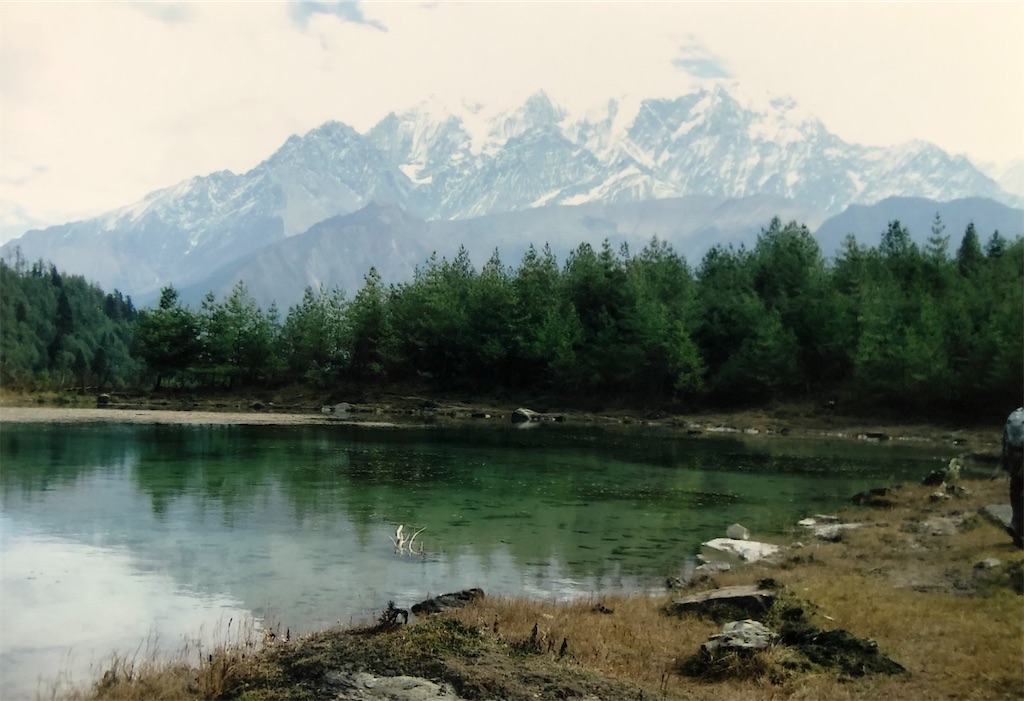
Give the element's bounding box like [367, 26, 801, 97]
[174, 195, 826, 309]
[3, 85, 1021, 309]
[814, 196, 1024, 256]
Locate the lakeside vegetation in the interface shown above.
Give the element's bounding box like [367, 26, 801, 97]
[2, 216, 1021, 419]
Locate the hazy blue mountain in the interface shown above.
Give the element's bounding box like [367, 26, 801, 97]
[4, 86, 1017, 303]
[172, 202, 436, 309]
[167, 195, 825, 310]
[813, 196, 1024, 259]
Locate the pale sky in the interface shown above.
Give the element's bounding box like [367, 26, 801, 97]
[2, 1, 1022, 244]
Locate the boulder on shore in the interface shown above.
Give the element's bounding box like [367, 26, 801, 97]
[701, 619, 777, 656]
[321, 402, 352, 415]
[411, 588, 485, 615]
[669, 584, 777, 619]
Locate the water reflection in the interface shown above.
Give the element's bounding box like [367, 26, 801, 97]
[0, 421, 955, 698]
[0, 520, 248, 700]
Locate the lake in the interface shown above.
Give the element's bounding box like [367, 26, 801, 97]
[0, 419, 956, 698]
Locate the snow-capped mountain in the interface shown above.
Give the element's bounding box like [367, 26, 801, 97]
[3, 85, 1018, 301]
[977, 158, 1024, 200]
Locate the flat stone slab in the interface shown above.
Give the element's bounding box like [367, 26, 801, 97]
[702, 537, 782, 562]
[798, 518, 863, 540]
[981, 504, 1012, 530]
[670, 585, 777, 618]
[327, 671, 465, 700]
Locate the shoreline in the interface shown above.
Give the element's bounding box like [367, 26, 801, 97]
[0, 403, 1004, 456]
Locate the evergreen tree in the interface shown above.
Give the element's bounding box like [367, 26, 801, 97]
[133, 286, 201, 389]
[956, 222, 985, 277]
[510, 244, 579, 389]
[197, 282, 280, 388]
[624, 237, 703, 398]
[388, 248, 476, 383]
[924, 212, 949, 261]
[287, 285, 348, 384]
[985, 230, 1007, 259]
[346, 268, 393, 379]
[562, 240, 638, 391]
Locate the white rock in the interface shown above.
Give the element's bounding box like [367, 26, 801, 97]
[702, 537, 782, 562]
[805, 522, 862, 539]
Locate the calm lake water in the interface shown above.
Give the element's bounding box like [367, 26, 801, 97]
[0, 420, 957, 698]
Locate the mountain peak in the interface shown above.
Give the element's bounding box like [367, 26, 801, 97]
[5, 85, 1018, 305]
[486, 91, 568, 147]
[521, 90, 561, 116]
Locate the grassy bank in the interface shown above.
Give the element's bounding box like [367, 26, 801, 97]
[47, 475, 1022, 701]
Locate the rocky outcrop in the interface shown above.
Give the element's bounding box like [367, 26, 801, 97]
[680, 585, 907, 680]
[410, 588, 485, 615]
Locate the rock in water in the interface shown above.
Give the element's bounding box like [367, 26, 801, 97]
[726, 523, 750, 540]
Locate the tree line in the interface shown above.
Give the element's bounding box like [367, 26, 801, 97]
[1, 216, 1020, 417]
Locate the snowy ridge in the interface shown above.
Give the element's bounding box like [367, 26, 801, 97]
[4, 84, 1019, 301]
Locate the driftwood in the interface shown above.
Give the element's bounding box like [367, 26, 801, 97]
[389, 524, 425, 555]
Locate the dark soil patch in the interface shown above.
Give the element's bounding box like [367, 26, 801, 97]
[777, 622, 907, 677]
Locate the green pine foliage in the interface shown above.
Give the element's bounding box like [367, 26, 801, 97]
[2, 217, 1021, 420]
[0, 256, 139, 389]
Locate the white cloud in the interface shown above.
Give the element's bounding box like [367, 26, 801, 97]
[672, 37, 733, 80]
[1, 2, 1021, 244]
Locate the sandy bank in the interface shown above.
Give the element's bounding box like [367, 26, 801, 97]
[0, 406, 401, 427]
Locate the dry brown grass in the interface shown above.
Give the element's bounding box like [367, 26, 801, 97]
[447, 592, 717, 693]
[43, 618, 272, 701]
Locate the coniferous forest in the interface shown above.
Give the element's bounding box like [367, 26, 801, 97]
[1, 217, 1021, 419]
